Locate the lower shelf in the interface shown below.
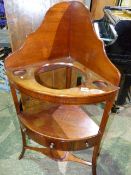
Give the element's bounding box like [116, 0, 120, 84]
[19, 105, 100, 151]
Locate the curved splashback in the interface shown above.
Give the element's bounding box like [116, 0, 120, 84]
[5, 1, 120, 85]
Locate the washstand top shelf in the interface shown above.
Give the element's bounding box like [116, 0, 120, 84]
[6, 57, 119, 105]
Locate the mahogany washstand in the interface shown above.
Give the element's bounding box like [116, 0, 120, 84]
[5, 1, 120, 175]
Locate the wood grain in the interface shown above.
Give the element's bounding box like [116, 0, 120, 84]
[5, 2, 120, 175]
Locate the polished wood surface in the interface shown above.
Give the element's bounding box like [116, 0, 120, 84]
[20, 105, 100, 151]
[91, 0, 117, 20]
[6, 57, 118, 104]
[5, 2, 120, 175]
[21, 105, 99, 141]
[5, 2, 120, 86]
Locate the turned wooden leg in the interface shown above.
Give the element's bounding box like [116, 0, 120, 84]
[19, 128, 26, 160]
[92, 145, 100, 175]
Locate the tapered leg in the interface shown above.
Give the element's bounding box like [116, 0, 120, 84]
[92, 145, 100, 175]
[19, 128, 26, 159]
[91, 95, 116, 175]
[92, 165, 96, 175]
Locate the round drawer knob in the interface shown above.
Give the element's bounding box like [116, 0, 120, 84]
[50, 142, 55, 149]
[22, 128, 26, 133]
[85, 142, 89, 147]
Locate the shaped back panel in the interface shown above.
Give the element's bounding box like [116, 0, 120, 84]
[5, 2, 70, 67]
[69, 2, 120, 85]
[5, 1, 120, 86]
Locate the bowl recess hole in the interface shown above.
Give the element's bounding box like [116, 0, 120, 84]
[35, 64, 87, 90]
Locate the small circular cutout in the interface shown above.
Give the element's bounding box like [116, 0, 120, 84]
[13, 69, 26, 76]
[92, 80, 108, 88]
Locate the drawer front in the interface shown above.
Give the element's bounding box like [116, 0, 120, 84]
[24, 127, 100, 151]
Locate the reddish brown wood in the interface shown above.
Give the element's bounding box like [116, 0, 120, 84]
[6, 58, 119, 105]
[5, 1, 120, 175]
[19, 105, 100, 150]
[5, 2, 120, 85]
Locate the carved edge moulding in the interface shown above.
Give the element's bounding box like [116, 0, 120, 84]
[5, 1, 120, 175]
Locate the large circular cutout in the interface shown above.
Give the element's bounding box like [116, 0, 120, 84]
[35, 64, 87, 90]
